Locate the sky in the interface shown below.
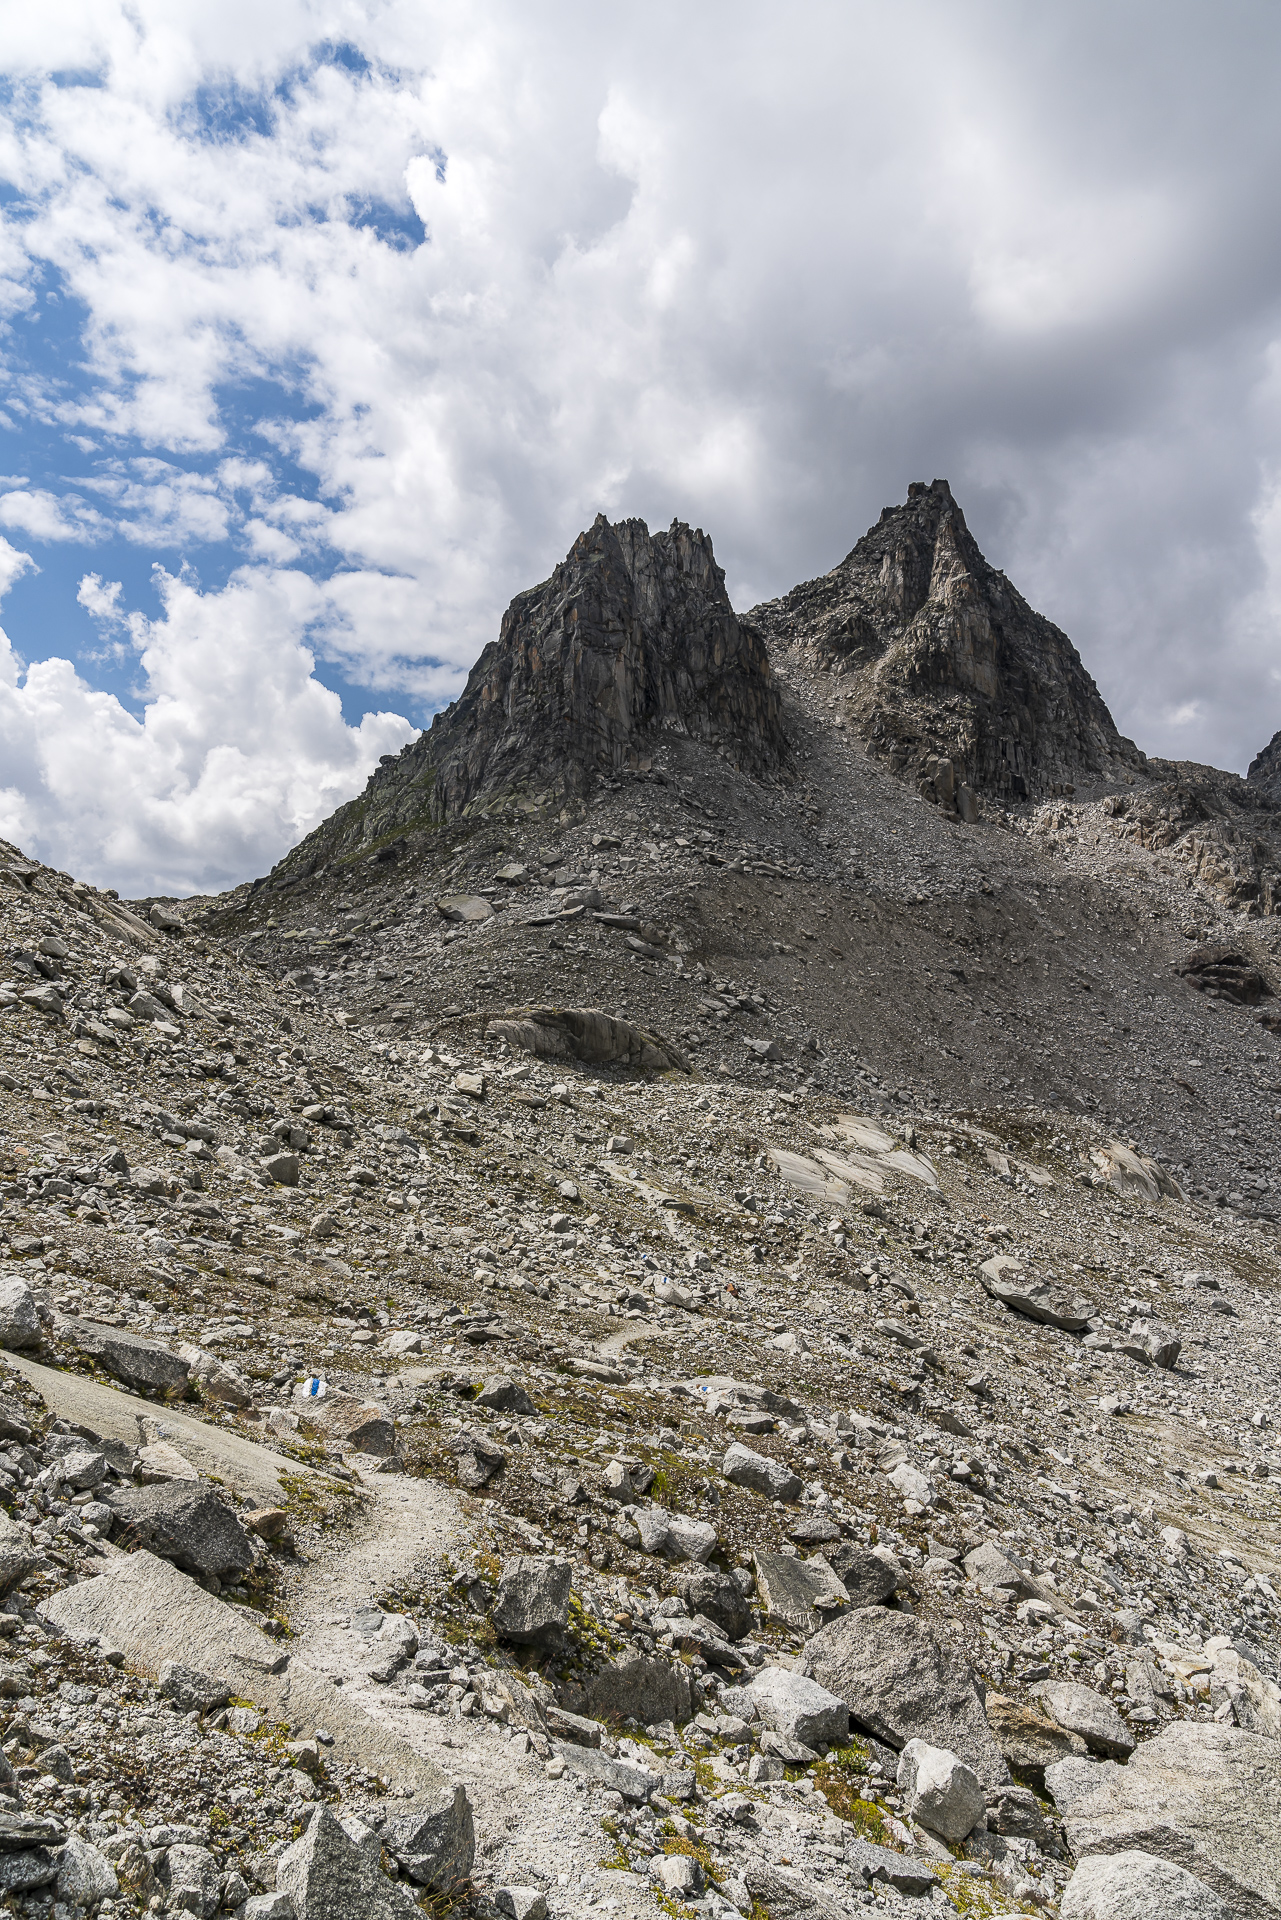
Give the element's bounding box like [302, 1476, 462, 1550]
[1, 2, 1281, 896]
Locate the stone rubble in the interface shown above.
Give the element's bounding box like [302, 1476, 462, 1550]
[3, 480, 1281, 1916]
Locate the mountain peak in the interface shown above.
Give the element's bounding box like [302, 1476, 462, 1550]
[753, 481, 1141, 802]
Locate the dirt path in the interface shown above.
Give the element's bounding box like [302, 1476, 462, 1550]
[285, 1470, 660, 1920]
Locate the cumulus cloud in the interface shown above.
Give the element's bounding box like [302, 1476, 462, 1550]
[0, 0, 1280, 892]
[0, 564, 414, 895]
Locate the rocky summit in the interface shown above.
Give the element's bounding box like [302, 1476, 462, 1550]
[3, 486, 1281, 1920]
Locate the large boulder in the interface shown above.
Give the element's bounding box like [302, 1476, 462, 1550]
[1033, 1679, 1135, 1759]
[745, 1668, 848, 1749]
[986, 1693, 1087, 1772]
[277, 1806, 405, 1917]
[0, 1515, 40, 1597]
[585, 1656, 691, 1726]
[753, 1549, 848, 1634]
[824, 1542, 901, 1609]
[1061, 1849, 1233, 1920]
[722, 1442, 802, 1503]
[978, 1258, 1093, 1334]
[491, 1557, 571, 1646]
[673, 1564, 751, 1642]
[805, 1606, 1009, 1786]
[0, 1279, 41, 1352]
[178, 1344, 252, 1409]
[104, 1482, 255, 1582]
[1047, 1721, 1281, 1920]
[897, 1739, 984, 1842]
[380, 1786, 475, 1890]
[55, 1316, 189, 1395]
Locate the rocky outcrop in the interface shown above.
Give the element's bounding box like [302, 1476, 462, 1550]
[1105, 765, 1281, 917]
[274, 515, 788, 876]
[749, 478, 1142, 804]
[1249, 729, 1281, 802]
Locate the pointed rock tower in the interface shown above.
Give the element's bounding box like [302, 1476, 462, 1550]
[750, 479, 1141, 801]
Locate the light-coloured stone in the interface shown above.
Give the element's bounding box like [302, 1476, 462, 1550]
[896, 1738, 984, 1841]
[1061, 1849, 1233, 1920]
[1047, 1721, 1281, 1920]
[745, 1667, 848, 1748]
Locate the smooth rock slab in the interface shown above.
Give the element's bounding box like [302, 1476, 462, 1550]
[1061, 1849, 1233, 1920]
[805, 1606, 1009, 1786]
[486, 1005, 689, 1072]
[1047, 1721, 1281, 1919]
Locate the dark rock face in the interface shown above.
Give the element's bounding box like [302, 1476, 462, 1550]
[282, 514, 788, 871]
[749, 478, 1141, 803]
[1249, 729, 1281, 802]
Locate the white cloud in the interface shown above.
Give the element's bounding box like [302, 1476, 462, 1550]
[76, 572, 123, 621]
[0, 488, 109, 542]
[0, 536, 37, 599]
[0, 565, 414, 895]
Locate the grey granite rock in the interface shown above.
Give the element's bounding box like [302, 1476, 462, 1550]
[805, 1606, 1009, 1786]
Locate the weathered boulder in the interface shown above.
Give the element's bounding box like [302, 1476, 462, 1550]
[55, 1317, 189, 1395]
[823, 1542, 901, 1608]
[722, 1442, 802, 1503]
[178, 1344, 252, 1408]
[157, 1662, 229, 1715]
[278, 1806, 403, 1917]
[745, 1668, 848, 1749]
[1047, 1721, 1281, 1919]
[104, 1482, 255, 1582]
[805, 1606, 1009, 1786]
[158, 1843, 222, 1917]
[0, 1279, 41, 1352]
[475, 1376, 536, 1416]
[985, 1693, 1087, 1772]
[753, 1549, 848, 1634]
[897, 1739, 985, 1842]
[1033, 1679, 1135, 1759]
[491, 1557, 571, 1645]
[0, 1514, 40, 1596]
[978, 1258, 1093, 1334]
[633, 1508, 718, 1562]
[56, 1833, 119, 1908]
[260, 1151, 300, 1187]
[673, 1564, 751, 1641]
[486, 1006, 689, 1074]
[552, 1743, 660, 1803]
[436, 894, 493, 923]
[1061, 1849, 1233, 1920]
[380, 1786, 476, 1889]
[586, 1657, 691, 1726]
[450, 1427, 506, 1488]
